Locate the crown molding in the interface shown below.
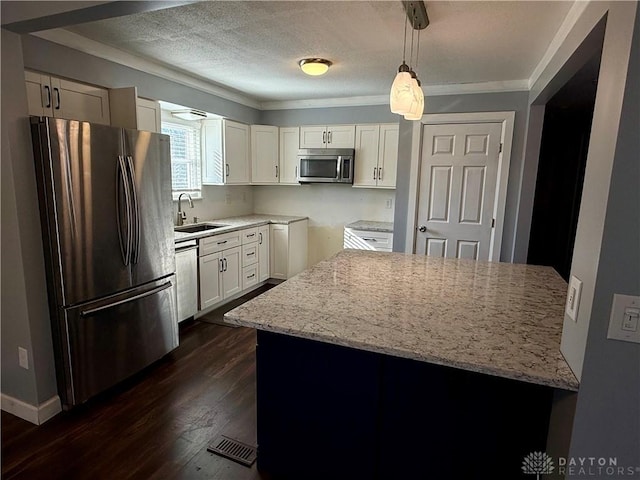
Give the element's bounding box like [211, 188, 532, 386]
[528, 0, 590, 89]
[31, 29, 262, 110]
[260, 80, 530, 110]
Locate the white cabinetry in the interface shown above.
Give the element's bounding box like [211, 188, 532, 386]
[300, 125, 355, 149]
[353, 123, 399, 189]
[279, 127, 300, 184]
[109, 86, 161, 132]
[202, 119, 250, 185]
[25, 70, 110, 125]
[270, 220, 308, 280]
[198, 230, 243, 310]
[344, 228, 394, 252]
[251, 125, 279, 184]
[258, 225, 270, 282]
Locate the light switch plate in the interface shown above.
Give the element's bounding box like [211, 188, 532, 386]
[565, 275, 583, 322]
[607, 294, 640, 344]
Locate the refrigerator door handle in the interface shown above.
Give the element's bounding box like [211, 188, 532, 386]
[80, 281, 172, 317]
[125, 156, 140, 264]
[116, 156, 132, 265]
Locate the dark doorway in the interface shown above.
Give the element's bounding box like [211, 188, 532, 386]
[527, 53, 602, 281]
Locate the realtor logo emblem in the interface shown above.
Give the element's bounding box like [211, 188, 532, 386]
[522, 451, 555, 479]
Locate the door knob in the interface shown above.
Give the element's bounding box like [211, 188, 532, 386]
[418, 226, 427, 232]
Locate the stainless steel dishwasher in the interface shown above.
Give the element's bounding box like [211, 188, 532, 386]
[175, 239, 198, 322]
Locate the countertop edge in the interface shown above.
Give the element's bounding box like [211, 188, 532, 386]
[224, 314, 580, 392]
[175, 215, 308, 243]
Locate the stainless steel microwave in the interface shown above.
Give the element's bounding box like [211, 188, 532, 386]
[297, 148, 355, 184]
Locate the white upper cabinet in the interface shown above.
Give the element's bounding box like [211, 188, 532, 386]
[299, 125, 355, 149]
[353, 123, 399, 189]
[202, 119, 250, 185]
[251, 125, 279, 184]
[279, 127, 300, 184]
[109, 86, 161, 132]
[25, 70, 110, 125]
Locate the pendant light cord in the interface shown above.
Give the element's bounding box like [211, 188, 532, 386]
[402, 11, 408, 63]
[415, 24, 421, 72]
[409, 8, 415, 69]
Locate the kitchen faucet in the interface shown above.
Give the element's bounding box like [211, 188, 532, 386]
[176, 193, 194, 226]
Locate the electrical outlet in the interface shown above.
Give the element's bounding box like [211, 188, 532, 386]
[385, 198, 393, 209]
[607, 294, 640, 344]
[565, 275, 582, 322]
[18, 347, 28, 369]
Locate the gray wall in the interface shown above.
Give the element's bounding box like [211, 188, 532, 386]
[392, 90, 530, 262]
[259, 104, 398, 126]
[568, 4, 639, 471]
[21, 35, 261, 125]
[1, 29, 58, 405]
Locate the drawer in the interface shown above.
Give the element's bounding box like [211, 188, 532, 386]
[344, 228, 394, 252]
[242, 244, 258, 267]
[199, 230, 242, 256]
[241, 227, 259, 245]
[242, 265, 259, 290]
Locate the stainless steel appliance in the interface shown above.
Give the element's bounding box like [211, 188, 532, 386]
[175, 239, 198, 322]
[31, 117, 178, 408]
[297, 148, 355, 183]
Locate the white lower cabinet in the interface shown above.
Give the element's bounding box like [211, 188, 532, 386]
[344, 228, 394, 252]
[270, 220, 308, 280]
[198, 246, 241, 310]
[258, 225, 270, 282]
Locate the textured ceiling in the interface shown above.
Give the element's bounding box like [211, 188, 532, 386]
[65, 1, 574, 102]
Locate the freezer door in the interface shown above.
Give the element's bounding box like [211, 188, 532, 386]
[35, 118, 132, 306]
[123, 129, 175, 286]
[60, 276, 178, 407]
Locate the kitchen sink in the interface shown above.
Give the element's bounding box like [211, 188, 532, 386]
[174, 223, 227, 234]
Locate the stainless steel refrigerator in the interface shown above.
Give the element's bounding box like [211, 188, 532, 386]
[31, 117, 178, 409]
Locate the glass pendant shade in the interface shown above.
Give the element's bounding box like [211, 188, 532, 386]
[404, 79, 425, 121]
[390, 63, 413, 114]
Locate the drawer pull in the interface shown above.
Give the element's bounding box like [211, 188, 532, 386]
[246, 251, 255, 256]
[217, 240, 228, 245]
[247, 273, 255, 279]
[246, 233, 255, 238]
[362, 238, 377, 242]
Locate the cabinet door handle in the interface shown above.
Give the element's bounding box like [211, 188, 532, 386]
[44, 85, 51, 108]
[219, 258, 224, 273]
[378, 167, 383, 180]
[373, 167, 377, 180]
[225, 164, 230, 177]
[275, 165, 279, 178]
[328, 131, 332, 144]
[259, 232, 263, 244]
[295, 166, 298, 179]
[322, 131, 326, 144]
[54, 87, 61, 110]
[223, 258, 227, 272]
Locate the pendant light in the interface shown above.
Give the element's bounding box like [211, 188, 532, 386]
[390, 2, 428, 118]
[404, 26, 425, 121]
[390, 14, 413, 114]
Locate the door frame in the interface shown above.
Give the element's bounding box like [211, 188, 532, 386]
[405, 111, 515, 261]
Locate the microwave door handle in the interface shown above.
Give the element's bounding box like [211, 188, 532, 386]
[336, 156, 342, 180]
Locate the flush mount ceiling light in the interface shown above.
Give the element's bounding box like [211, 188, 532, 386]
[390, 1, 428, 119]
[171, 109, 208, 121]
[299, 58, 332, 76]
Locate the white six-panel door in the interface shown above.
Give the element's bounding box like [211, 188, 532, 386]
[416, 122, 502, 260]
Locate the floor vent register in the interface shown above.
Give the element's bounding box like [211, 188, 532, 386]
[207, 435, 257, 467]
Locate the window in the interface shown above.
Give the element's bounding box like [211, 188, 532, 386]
[162, 120, 202, 198]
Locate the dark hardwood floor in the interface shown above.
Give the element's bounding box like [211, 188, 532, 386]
[1, 287, 272, 480]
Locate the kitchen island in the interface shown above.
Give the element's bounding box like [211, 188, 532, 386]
[225, 249, 578, 479]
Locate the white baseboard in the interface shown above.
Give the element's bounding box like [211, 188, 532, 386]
[1, 393, 61, 425]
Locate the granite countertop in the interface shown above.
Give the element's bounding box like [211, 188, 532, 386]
[345, 220, 394, 233]
[225, 249, 579, 391]
[174, 214, 308, 243]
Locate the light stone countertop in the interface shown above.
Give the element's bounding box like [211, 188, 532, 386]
[225, 249, 579, 391]
[174, 214, 308, 243]
[345, 220, 394, 233]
